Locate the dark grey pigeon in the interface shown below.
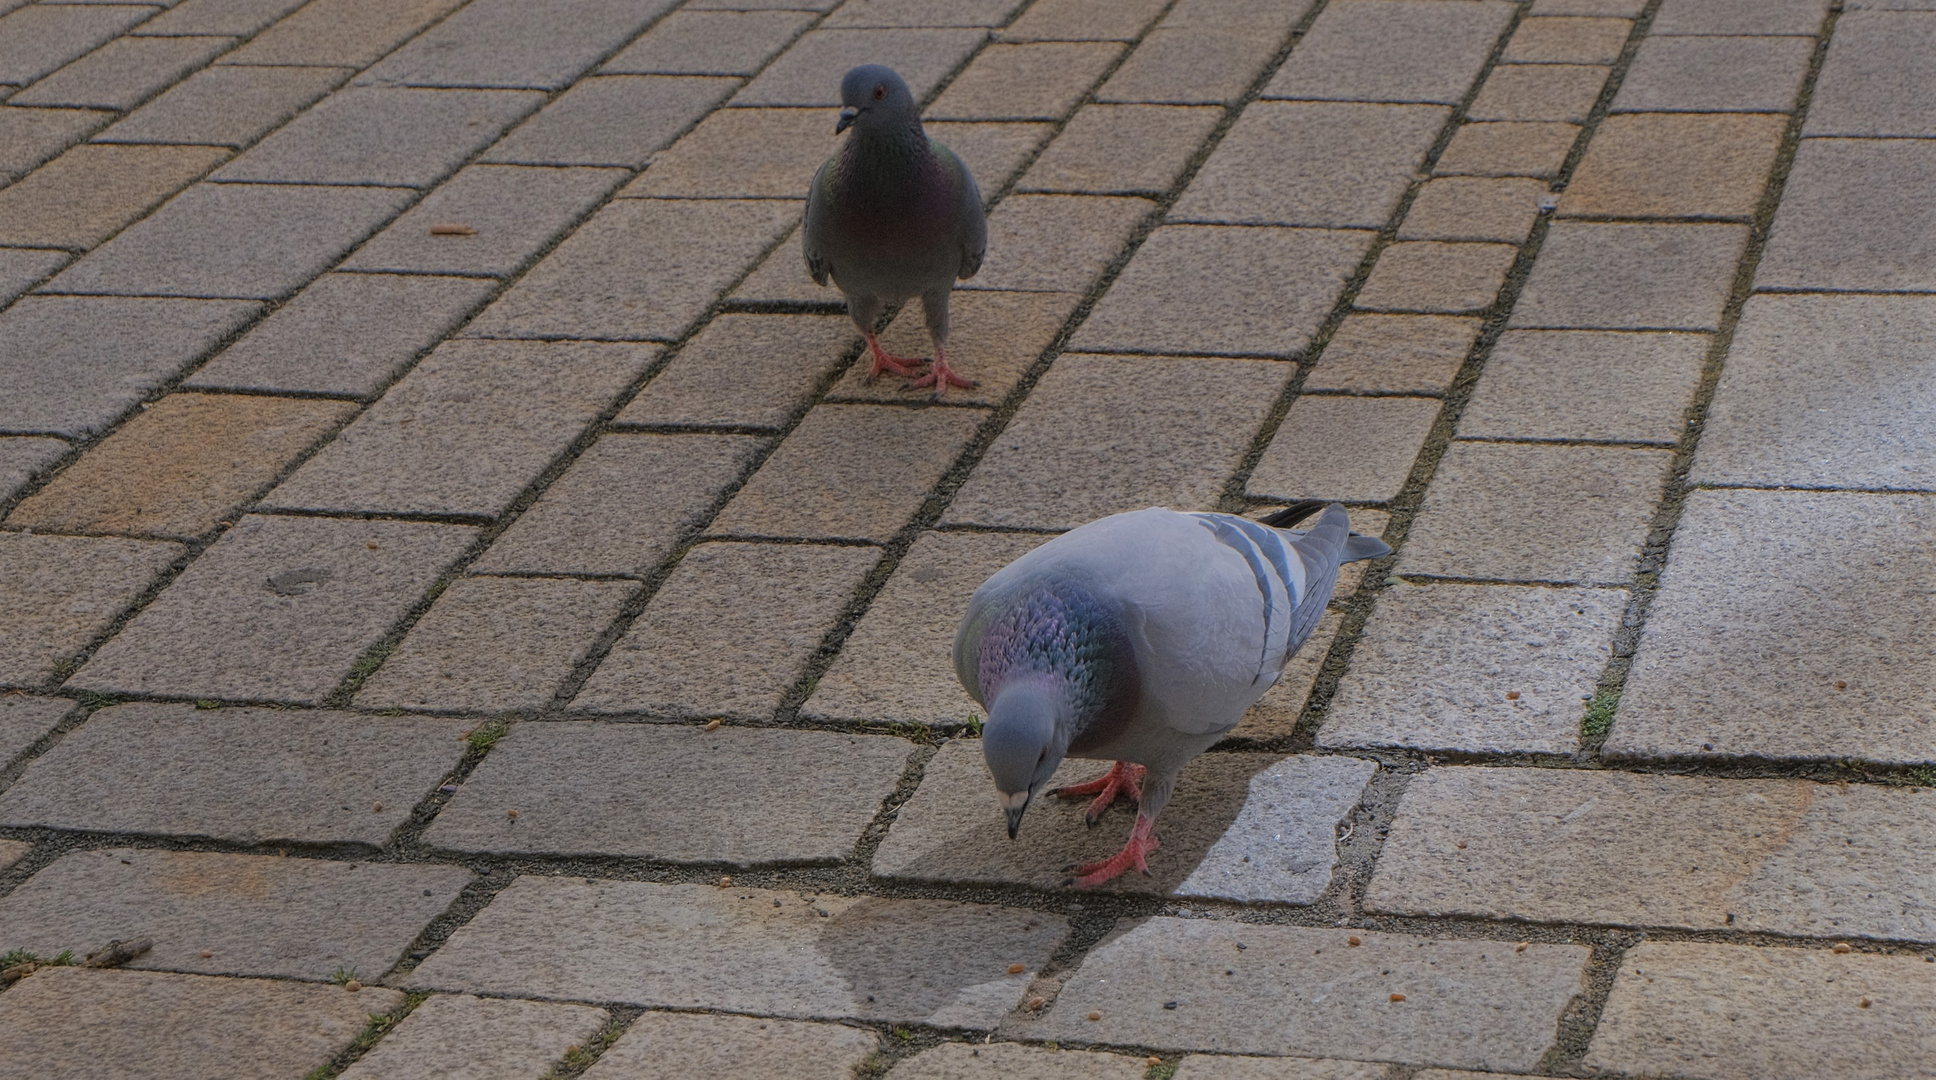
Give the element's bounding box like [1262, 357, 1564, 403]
[804, 64, 986, 397]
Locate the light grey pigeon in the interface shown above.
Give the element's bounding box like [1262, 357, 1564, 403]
[953, 502, 1391, 887]
[804, 63, 986, 397]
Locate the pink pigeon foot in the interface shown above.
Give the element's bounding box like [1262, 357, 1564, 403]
[862, 332, 924, 381]
[906, 344, 976, 398]
[1071, 814, 1161, 888]
[1052, 760, 1145, 825]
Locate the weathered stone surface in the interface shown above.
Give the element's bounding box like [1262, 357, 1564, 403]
[1174, 1057, 1389, 1080]
[970, 194, 1154, 292]
[1610, 489, 1936, 764]
[1561, 113, 1784, 220]
[573, 542, 879, 719]
[1434, 121, 1578, 178]
[0, 106, 112, 184]
[265, 339, 657, 519]
[71, 515, 475, 703]
[1248, 395, 1441, 505]
[1585, 942, 1936, 1080]
[341, 164, 627, 279]
[0, 967, 404, 1080]
[712, 404, 985, 542]
[483, 75, 736, 168]
[0, 696, 72, 765]
[0, 533, 182, 688]
[138, 0, 309, 35]
[945, 354, 1291, 529]
[733, 28, 987, 106]
[585, 1012, 875, 1080]
[1501, 16, 1630, 64]
[216, 87, 543, 188]
[1019, 104, 1221, 195]
[1097, 26, 1288, 105]
[0, 144, 227, 250]
[1073, 226, 1373, 357]
[686, 0, 840, 8]
[99, 64, 350, 147]
[886, 1043, 1148, 1079]
[473, 433, 766, 576]
[0, 840, 28, 871]
[1755, 138, 1936, 292]
[1356, 242, 1517, 313]
[225, 0, 467, 66]
[424, 723, 912, 863]
[929, 42, 1125, 121]
[1320, 583, 1625, 754]
[1462, 330, 1706, 445]
[0, 437, 67, 505]
[10, 35, 234, 111]
[354, 578, 635, 712]
[1041, 921, 1587, 1070]
[1653, 0, 1828, 34]
[1304, 314, 1479, 395]
[822, 0, 1023, 27]
[1805, 11, 1936, 137]
[408, 877, 1066, 1026]
[0, 703, 468, 844]
[1467, 63, 1608, 122]
[0, 848, 471, 981]
[1511, 221, 1748, 330]
[341, 995, 610, 1080]
[0, 248, 68, 306]
[356, 0, 677, 91]
[621, 106, 842, 198]
[1398, 178, 1546, 243]
[603, 10, 815, 75]
[826, 289, 1080, 408]
[8, 392, 355, 539]
[0, 4, 154, 86]
[1614, 35, 1812, 113]
[1003, 0, 1170, 41]
[1265, 0, 1516, 104]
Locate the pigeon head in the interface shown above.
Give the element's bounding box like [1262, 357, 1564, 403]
[983, 679, 1069, 840]
[836, 63, 918, 135]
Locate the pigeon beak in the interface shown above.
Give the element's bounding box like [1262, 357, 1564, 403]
[835, 107, 859, 134]
[1000, 790, 1031, 840]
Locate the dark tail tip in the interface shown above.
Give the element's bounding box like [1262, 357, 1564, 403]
[1257, 500, 1327, 529]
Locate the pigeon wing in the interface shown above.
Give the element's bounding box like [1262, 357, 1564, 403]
[803, 159, 835, 286]
[933, 139, 986, 281]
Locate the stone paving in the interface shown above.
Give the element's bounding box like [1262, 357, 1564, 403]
[0, 0, 1932, 1077]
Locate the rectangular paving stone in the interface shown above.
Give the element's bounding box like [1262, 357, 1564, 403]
[928, 42, 1124, 121]
[1614, 35, 1812, 113]
[0, 849, 471, 981]
[970, 194, 1153, 292]
[603, 10, 815, 75]
[888, 1043, 1148, 1078]
[1319, 582, 1624, 753]
[586, 1012, 875, 1080]
[689, 0, 840, 8]
[215, 87, 544, 187]
[823, 0, 1022, 26]
[357, 0, 678, 91]
[465, 198, 798, 340]
[1002, 0, 1170, 40]
[483, 75, 736, 169]
[424, 723, 913, 863]
[734, 28, 988, 106]
[826, 289, 1080, 408]
[929, 119, 1057, 193]
[1398, 178, 1546, 244]
[97, 64, 351, 147]
[618, 105, 832, 197]
[0, 107, 113, 182]
[1536, 0, 1646, 12]
[0, 143, 226, 250]
[225, 0, 467, 66]
[265, 339, 657, 519]
[1609, 489, 1936, 764]
[10, 35, 234, 111]
[1461, 329, 1707, 444]
[1561, 112, 1784, 220]
[0, 967, 404, 1080]
[1755, 138, 1936, 292]
[186, 273, 496, 398]
[50, 182, 414, 300]
[945, 354, 1291, 529]
[1019, 104, 1221, 195]
[1511, 221, 1748, 330]
[474, 433, 765, 576]
[0, 4, 155, 87]
[340, 164, 627, 279]
[1501, 16, 1631, 64]
[1073, 226, 1373, 357]
[712, 404, 985, 542]
[354, 577, 634, 712]
[1367, 766, 1936, 941]
[1173, 102, 1450, 229]
[1248, 395, 1441, 504]
[71, 515, 476, 703]
[1096, 27, 1286, 105]
[1042, 921, 1588, 1070]
[1304, 314, 1480, 394]
[1586, 942, 1936, 1080]
[408, 877, 1065, 1026]
[618, 314, 853, 429]
[137, 0, 310, 35]
[1264, 0, 1516, 105]
[1434, 121, 1578, 178]
[1653, 0, 1828, 34]
[1231, 609, 1346, 738]
[1467, 63, 1609, 122]
[0, 533, 182, 688]
[7, 392, 355, 539]
[0, 702, 468, 844]
[1175, 1058, 1389, 1080]
[1, 696, 73, 765]
[573, 542, 879, 719]
[1356, 241, 1517, 313]
[0, 436, 69, 505]
[342, 995, 610, 1080]
[0, 248, 70, 307]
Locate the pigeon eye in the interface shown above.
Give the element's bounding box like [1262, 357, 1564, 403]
[872, 84, 886, 100]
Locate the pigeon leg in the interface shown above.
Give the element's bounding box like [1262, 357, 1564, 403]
[907, 342, 975, 397]
[1071, 814, 1161, 888]
[861, 333, 925, 381]
[1051, 761, 1145, 825]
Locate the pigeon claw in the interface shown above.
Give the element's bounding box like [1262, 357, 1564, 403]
[1051, 760, 1145, 825]
[861, 333, 925, 382]
[1071, 815, 1160, 889]
[906, 345, 976, 399]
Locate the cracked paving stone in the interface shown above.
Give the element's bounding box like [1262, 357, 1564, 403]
[885, 1043, 1149, 1079]
[224, 0, 468, 67]
[733, 28, 988, 106]
[616, 313, 854, 430]
[98, 64, 352, 148]
[1754, 138, 1936, 293]
[0, 5, 156, 87]
[1019, 104, 1223, 195]
[583, 1011, 874, 1080]
[1397, 178, 1548, 244]
[1510, 221, 1749, 331]
[1248, 395, 1441, 505]
[355, 0, 679, 91]
[0, 533, 183, 689]
[927, 41, 1126, 121]
[603, 10, 816, 75]
[1, 695, 73, 764]
[214, 86, 544, 188]
[1460, 329, 1708, 445]
[1264, 0, 1517, 105]
[1804, 11, 1936, 137]
[341, 995, 611, 1080]
[0, 144, 229, 250]
[1355, 242, 1518, 314]
[482, 75, 736, 169]
[1560, 112, 1786, 220]
[826, 289, 1080, 408]
[9, 35, 236, 112]
[1302, 314, 1481, 395]
[1466, 63, 1608, 122]
[341, 164, 628, 280]
[969, 194, 1154, 293]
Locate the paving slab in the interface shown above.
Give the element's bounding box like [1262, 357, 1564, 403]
[0, 967, 404, 1080]
[928, 41, 1124, 121]
[186, 273, 496, 398]
[711, 404, 985, 542]
[970, 194, 1154, 292]
[214, 87, 544, 188]
[1609, 488, 1936, 764]
[1173, 1057, 1389, 1080]
[1248, 395, 1441, 505]
[0, 695, 73, 764]
[0, 436, 69, 504]
[224, 0, 468, 66]
[0, 848, 471, 981]
[10, 34, 233, 111]
[1041, 921, 1587, 1070]
[687, 0, 840, 8]
[1072, 225, 1373, 357]
[1501, 16, 1631, 64]
[137, 0, 309, 35]
[7, 392, 355, 539]
[733, 28, 988, 106]
[1096, 27, 1288, 105]
[619, 315, 851, 432]
[1755, 138, 1936, 292]
[1535, 0, 1645, 12]
[0, 532, 183, 688]
[1319, 582, 1625, 753]
[0, 106, 113, 183]
[357, 0, 679, 91]
[1002, 0, 1171, 40]
[1159, 0, 1317, 31]
[886, 1043, 1148, 1079]
[1461, 329, 1707, 444]
[354, 577, 635, 712]
[340, 164, 627, 279]
[603, 10, 815, 75]
[1652, 0, 1829, 34]
[826, 289, 1080, 408]
[1303, 314, 1480, 395]
[97, 64, 350, 147]
[620, 106, 837, 197]
[1397, 178, 1548, 243]
[1355, 242, 1517, 313]
[1561, 112, 1784, 219]
[264, 339, 657, 519]
[0, 248, 70, 306]
[0, 702, 468, 844]
[822, 0, 1022, 26]
[0, 4, 156, 87]
[1018, 104, 1221, 195]
[1805, 11, 1935, 136]
[1510, 221, 1748, 330]
[1433, 121, 1578, 178]
[1264, 0, 1516, 105]
[0, 143, 227, 250]
[1694, 294, 1936, 490]
[944, 354, 1291, 529]
[410, 877, 1064, 1024]
[585, 1012, 874, 1080]
[71, 514, 476, 703]
[341, 995, 611, 1080]
[573, 542, 879, 719]
[464, 198, 798, 340]
[925, 119, 1058, 192]
[424, 723, 912, 862]
[1230, 607, 1346, 738]
[1613, 35, 1812, 113]
[1585, 941, 1936, 1080]
[1466, 63, 1609, 122]
[483, 75, 736, 169]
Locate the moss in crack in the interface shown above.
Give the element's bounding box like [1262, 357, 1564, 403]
[467, 717, 512, 753]
[1582, 689, 1620, 740]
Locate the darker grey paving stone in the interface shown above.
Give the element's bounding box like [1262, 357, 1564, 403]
[97, 64, 352, 147]
[424, 723, 912, 863]
[1462, 329, 1708, 445]
[0, 437, 68, 503]
[215, 87, 544, 187]
[0, 533, 183, 688]
[616, 313, 857, 430]
[264, 339, 657, 518]
[1652, 0, 1829, 35]
[0, 849, 471, 981]
[407, 877, 1065, 1026]
[0, 696, 73, 764]
[0, 967, 404, 1080]
[0, 702, 468, 844]
[1612, 35, 1812, 113]
[222, 0, 468, 67]
[49, 183, 414, 300]
[1610, 489, 1936, 765]
[483, 75, 736, 168]
[185, 273, 497, 398]
[733, 28, 988, 106]
[0, 247, 68, 305]
[822, 0, 1024, 26]
[70, 515, 476, 704]
[358, 0, 679, 90]
[1264, 0, 1517, 105]
[0, 5, 156, 86]
[583, 1012, 876, 1080]
[1756, 138, 1936, 292]
[603, 10, 816, 74]
[341, 996, 609, 1080]
[1018, 104, 1222, 195]
[1510, 222, 1748, 331]
[137, 0, 310, 35]
[0, 107, 113, 182]
[10, 35, 235, 111]
[472, 432, 766, 576]
[340, 164, 627, 279]
[1096, 27, 1287, 105]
